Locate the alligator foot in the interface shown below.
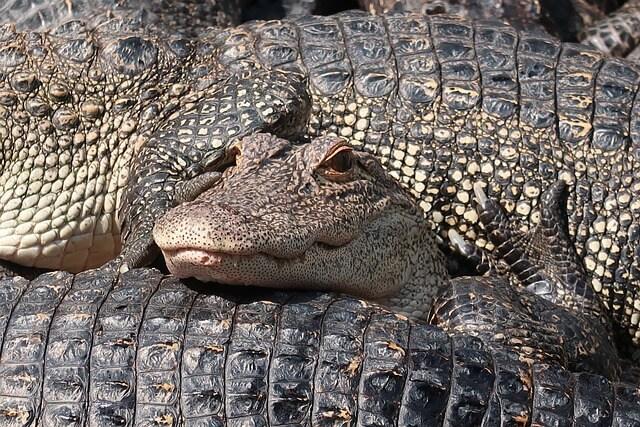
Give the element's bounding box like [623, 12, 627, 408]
[447, 228, 493, 275]
[480, 181, 608, 318]
[444, 181, 621, 379]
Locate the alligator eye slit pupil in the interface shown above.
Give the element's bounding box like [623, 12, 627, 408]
[330, 152, 352, 173]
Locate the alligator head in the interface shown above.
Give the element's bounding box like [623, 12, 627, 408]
[153, 133, 447, 318]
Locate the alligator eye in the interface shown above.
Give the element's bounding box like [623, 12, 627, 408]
[327, 148, 353, 173]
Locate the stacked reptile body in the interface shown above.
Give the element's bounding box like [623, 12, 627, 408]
[120, 11, 640, 347]
[1, 9, 640, 341]
[0, 5, 638, 420]
[0, 266, 637, 426]
[0, 132, 637, 425]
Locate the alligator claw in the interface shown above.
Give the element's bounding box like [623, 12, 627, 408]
[473, 181, 489, 210]
[448, 229, 471, 255]
[448, 229, 492, 275]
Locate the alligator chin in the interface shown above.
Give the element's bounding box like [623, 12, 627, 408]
[160, 244, 356, 292]
[163, 248, 227, 267]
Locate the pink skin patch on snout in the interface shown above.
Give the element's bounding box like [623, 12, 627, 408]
[163, 248, 225, 269]
[160, 248, 264, 285]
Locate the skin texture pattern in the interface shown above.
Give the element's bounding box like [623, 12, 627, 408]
[1, 12, 640, 345]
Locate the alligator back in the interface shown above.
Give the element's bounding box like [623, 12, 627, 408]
[0, 267, 637, 425]
[0, 0, 241, 33]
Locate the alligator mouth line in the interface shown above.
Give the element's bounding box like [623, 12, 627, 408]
[160, 246, 323, 273]
[160, 243, 350, 287]
[163, 248, 247, 266]
[161, 239, 347, 266]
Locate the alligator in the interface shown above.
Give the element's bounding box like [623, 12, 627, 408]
[2, 133, 639, 425]
[154, 133, 449, 321]
[2, 11, 640, 343]
[127, 11, 640, 346]
[1, 0, 624, 46]
[0, 0, 242, 34]
[360, 0, 621, 41]
[153, 132, 621, 376]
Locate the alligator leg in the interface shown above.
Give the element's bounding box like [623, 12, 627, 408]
[118, 69, 311, 269]
[441, 180, 621, 379]
[472, 180, 606, 320]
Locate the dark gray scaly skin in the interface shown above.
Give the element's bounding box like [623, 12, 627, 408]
[2, 12, 640, 344]
[0, 265, 638, 425]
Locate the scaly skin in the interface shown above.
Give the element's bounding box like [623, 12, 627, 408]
[579, 0, 640, 57]
[0, 266, 636, 425]
[0, 16, 197, 271]
[0, 0, 242, 34]
[0, 12, 297, 272]
[2, 12, 640, 343]
[154, 132, 621, 377]
[359, 0, 619, 41]
[1, 107, 635, 421]
[154, 133, 449, 320]
[250, 13, 640, 345]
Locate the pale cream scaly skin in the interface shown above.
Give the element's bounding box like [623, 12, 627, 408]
[153, 133, 448, 320]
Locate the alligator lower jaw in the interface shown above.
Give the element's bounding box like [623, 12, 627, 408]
[161, 248, 251, 284]
[160, 247, 300, 286]
[163, 248, 227, 267]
